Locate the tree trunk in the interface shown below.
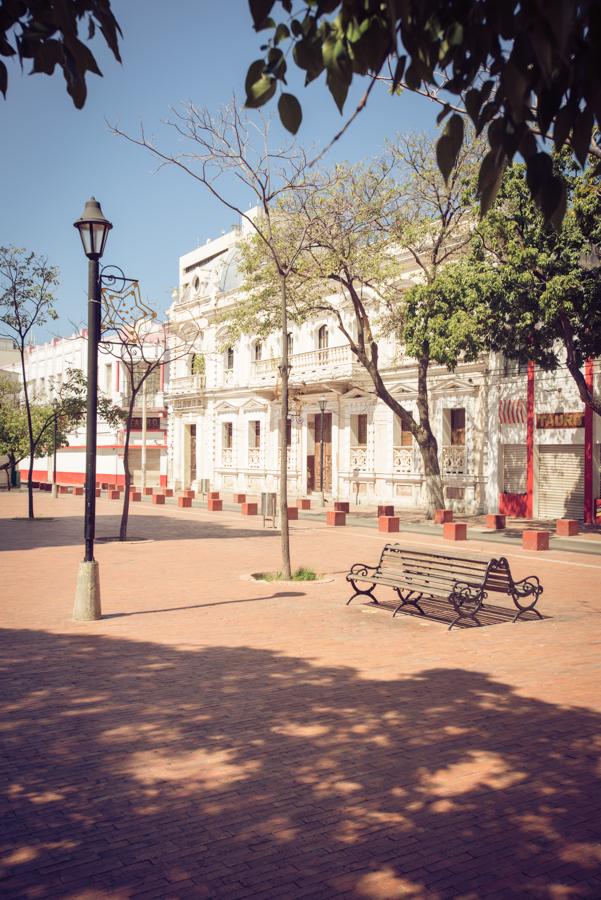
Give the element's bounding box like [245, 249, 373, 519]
[278, 273, 292, 579]
[19, 349, 35, 518]
[415, 354, 445, 517]
[119, 396, 136, 542]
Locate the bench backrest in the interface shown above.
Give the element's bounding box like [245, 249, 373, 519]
[378, 544, 488, 588]
[377, 545, 515, 594]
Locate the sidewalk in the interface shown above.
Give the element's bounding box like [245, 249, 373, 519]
[1, 490, 600, 899]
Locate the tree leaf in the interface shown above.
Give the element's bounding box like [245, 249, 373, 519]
[278, 92, 302, 134]
[245, 73, 276, 109]
[436, 113, 464, 183]
[0, 61, 7, 98]
[249, 0, 276, 30]
[245, 59, 265, 95]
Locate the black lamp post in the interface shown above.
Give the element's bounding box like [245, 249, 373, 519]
[72, 197, 112, 621]
[318, 395, 327, 505]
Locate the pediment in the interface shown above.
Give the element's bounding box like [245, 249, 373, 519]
[431, 376, 477, 395]
[240, 399, 269, 412]
[341, 387, 373, 400]
[214, 401, 237, 413]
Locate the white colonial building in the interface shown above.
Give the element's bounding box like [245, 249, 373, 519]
[1, 331, 169, 488]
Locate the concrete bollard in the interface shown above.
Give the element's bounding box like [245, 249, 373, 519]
[556, 519, 579, 536]
[444, 522, 467, 541]
[233, 493, 246, 504]
[485, 514, 506, 530]
[287, 507, 298, 520]
[523, 530, 549, 551]
[208, 498, 223, 511]
[334, 501, 350, 513]
[242, 502, 258, 515]
[435, 509, 453, 524]
[298, 498, 311, 510]
[152, 494, 165, 505]
[178, 496, 192, 508]
[379, 516, 400, 533]
[326, 510, 346, 526]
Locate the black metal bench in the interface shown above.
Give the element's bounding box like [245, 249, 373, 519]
[346, 545, 543, 630]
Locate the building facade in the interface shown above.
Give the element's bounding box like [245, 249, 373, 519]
[165, 218, 600, 519]
[1, 331, 169, 487]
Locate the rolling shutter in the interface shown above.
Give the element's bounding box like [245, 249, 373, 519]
[502, 445, 527, 493]
[537, 446, 584, 519]
[127, 448, 161, 487]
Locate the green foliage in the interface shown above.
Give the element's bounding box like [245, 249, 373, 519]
[0, 0, 122, 108]
[257, 567, 318, 582]
[0, 368, 124, 465]
[473, 158, 601, 371]
[0, 246, 59, 341]
[245, 0, 601, 224]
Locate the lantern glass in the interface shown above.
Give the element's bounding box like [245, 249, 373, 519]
[74, 198, 112, 260]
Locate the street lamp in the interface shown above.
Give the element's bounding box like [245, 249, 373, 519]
[72, 197, 112, 621]
[318, 395, 327, 506]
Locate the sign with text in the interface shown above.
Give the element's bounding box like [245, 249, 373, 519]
[536, 411, 584, 429]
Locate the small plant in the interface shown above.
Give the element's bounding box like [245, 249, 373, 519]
[255, 567, 318, 582]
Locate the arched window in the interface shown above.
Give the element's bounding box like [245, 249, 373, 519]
[318, 325, 329, 350]
[225, 346, 234, 371]
[287, 331, 294, 356]
[253, 340, 262, 362]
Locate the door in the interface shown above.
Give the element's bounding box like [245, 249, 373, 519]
[189, 424, 197, 484]
[308, 412, 332, 492]
[538, 445, 584, 519]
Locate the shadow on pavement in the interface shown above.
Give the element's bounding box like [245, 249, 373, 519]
[1, 628, 599, 897]
[0, 514, 280, 552]
[103, 591, 305, 618]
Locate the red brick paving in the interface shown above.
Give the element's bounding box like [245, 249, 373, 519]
[1, 490, 601, 898]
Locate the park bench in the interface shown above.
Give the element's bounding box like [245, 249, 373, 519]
[346, 544, 543, 630]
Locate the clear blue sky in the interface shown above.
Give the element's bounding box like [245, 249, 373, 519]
[1, 0, 434, 341]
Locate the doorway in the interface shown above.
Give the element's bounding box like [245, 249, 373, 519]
[307, 412, 332, 493]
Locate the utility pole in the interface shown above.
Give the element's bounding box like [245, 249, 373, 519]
[141, 376, 147, 493]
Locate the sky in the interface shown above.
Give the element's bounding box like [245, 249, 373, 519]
[1, 0, 435, 342]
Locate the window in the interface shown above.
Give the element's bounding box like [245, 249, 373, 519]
[105, 363, 112, 393]
[225, 347, 234, 370]
[503, 356, 529, 377]
[352, 413, 368, 446]
[190, 353, 205, 375]
[287, 332, 294, 356]
[249, 419, 261, 448]
[450, 408, 466, 446]
[253, 340, 262, 362]
[223, 421, 233, 449]
[399, 422, 413, 447]
[318, 325, 329, 350]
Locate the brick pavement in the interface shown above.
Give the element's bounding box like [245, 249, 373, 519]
[1, 490, 601, 899]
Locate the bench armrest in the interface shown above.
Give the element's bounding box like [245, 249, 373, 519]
[347, 563, 378, 579]
[512, 575, 543, 600]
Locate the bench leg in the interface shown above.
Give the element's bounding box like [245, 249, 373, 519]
[346, 580, 378, 606]
[392, 589, 425, 618]
[510, 577, 544, 622]
[449, 586, 486, 631]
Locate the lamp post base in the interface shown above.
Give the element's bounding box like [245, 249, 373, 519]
[51, 484, 58, 498]
[73, 560, 101, 620]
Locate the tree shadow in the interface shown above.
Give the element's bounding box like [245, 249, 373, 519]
[1, 629, 599, 898]
[102, 591, 305, 618]
[0, 514, 281, 552]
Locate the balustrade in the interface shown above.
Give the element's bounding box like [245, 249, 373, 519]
[442, 445, 467, 475]
[350, 446, 367, 469]
[165, 374, 205, 396]
[393, 446, 416, 474]
[222, 447, 233, 467]
[248, 447, 261, 468]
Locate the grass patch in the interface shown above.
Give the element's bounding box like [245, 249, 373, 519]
[256, 567, 318, 582]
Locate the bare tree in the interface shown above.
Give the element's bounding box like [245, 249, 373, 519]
[100, 280, 201, 542]
[112, 99, 321, 577]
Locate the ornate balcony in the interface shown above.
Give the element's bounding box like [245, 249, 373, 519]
[442, 445, 467, 475]
[222, 447, 233, 467]
[393, 446, 416, 474]
[250, 345, 361, 387]
[248, 447, 261, 468]
[350, 446, 367, 469]
[165, 374, 205, 397]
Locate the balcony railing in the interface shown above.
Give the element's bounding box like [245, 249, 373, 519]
[250, 345, 360, 385]
[165, 374, 206, 397]
[222, 447, 233, 467]
[350, 446, 367, 470]
[248, 447, 261, 468]
[121, 391, 165, 410]
[392, 446, 417, 474]
[442, 445, 466, 475]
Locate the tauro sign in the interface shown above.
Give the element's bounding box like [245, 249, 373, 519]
[536, 412, 584, 429]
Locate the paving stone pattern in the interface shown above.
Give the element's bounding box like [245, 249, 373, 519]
[1, 492, 600, 899]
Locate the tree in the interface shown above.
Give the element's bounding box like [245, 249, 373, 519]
[232, 133, 483, 514]
[1, 0, 121, 108]
[112, 100, 322, 577]
[100, 282, 201, 542]
[0, 246, 59, 517]
[0, 368, 123, 502]
[469, 156, 601, 415]
[244, 0, 601, 225]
